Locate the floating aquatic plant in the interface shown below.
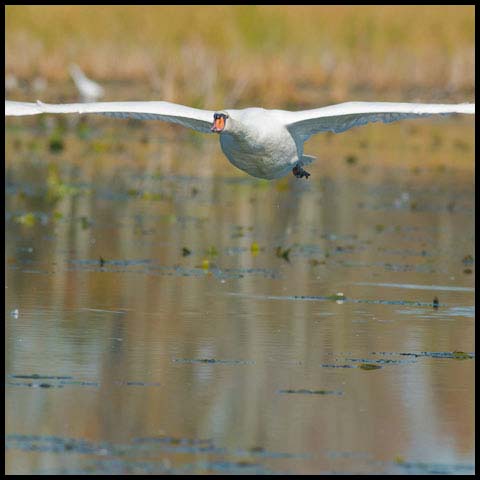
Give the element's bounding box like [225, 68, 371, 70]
[14, 212, 36, 227]
[205, 246, 219, 257]
[250, 242, 260, 255]
[278, 388, 343, 395]
[358, 363, 383, 370]
[275, 246, 291, 262]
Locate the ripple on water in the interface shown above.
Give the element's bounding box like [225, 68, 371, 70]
[354, 282, 474, 292]
[395, 305, 474, 319]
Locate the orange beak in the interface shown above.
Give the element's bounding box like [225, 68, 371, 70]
[211, 116, 225, 132]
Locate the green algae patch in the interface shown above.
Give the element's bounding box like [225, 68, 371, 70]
[14, 212, 36, 227]
[451, 351, 475, 360]
[358, 363, 383, 371]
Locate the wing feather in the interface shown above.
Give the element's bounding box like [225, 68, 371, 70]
[5, 100, 215, 133]
[284, 101, 475, 142]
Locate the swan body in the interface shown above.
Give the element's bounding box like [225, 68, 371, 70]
[5, 99, 474, 180]
[218, 108, 301, 179]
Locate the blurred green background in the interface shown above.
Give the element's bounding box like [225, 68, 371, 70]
[5, 5, 475, 108]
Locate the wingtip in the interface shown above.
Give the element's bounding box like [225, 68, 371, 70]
[459, 103, 475, 114]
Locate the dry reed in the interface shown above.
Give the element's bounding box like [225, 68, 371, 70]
[5, 5, 475, 108]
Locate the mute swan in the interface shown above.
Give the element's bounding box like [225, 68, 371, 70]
[5, 99, 474, 180]
[5, 74, 18, 92]
[69, 64, 104, 102]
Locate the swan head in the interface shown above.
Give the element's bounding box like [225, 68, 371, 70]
[211, 112, 229, 133]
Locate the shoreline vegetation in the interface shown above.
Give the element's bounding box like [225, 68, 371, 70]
[5, 6, 475, 108]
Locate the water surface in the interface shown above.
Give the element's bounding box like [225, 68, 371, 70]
[5, 110, 475, 474]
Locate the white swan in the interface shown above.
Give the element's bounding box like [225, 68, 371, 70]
[69, 64, 104, 102]
[5, 74, 18, 92]
[5, 99, 474, 180]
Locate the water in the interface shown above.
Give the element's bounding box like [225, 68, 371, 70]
[5, 112, 475, 474]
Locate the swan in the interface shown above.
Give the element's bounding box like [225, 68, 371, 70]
[5, 74, 18, 92]
[5, 99, 474, 180]
[69, 64, 105, 102]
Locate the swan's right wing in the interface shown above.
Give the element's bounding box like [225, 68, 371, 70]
[5, 100, 215, 134]
[283, 101, 475, 143]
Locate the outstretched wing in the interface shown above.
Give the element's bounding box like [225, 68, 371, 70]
[5, 100, 215, 134]
[283, 102, 475, 143]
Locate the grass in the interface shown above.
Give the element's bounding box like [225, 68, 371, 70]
[5, 6, 475, 108]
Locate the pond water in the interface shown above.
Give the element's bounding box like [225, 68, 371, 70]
[5, 110, 475, 474]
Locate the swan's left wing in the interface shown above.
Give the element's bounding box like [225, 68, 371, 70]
[5, 100, 215, 134]
[283, 102, 475, 143]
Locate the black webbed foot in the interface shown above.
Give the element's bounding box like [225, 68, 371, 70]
[292, 164, 311, 179]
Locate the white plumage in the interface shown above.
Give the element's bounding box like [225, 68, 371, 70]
[69, 64, 105, 102]
[5, 99, 474, 179]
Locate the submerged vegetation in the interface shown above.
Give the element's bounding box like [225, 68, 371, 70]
[5, 5, 474, 107]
